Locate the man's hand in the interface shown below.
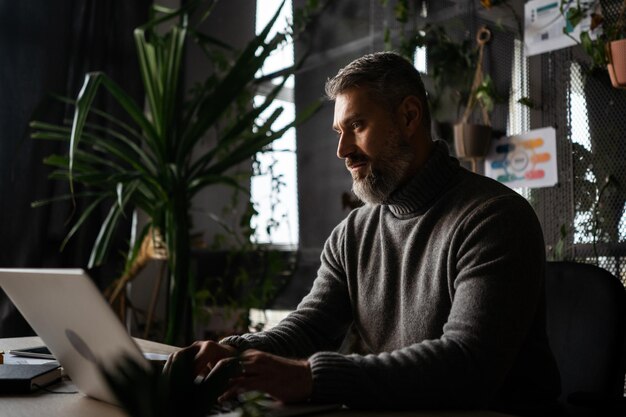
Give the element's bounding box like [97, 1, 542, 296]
[164, 340, 237, 378]
[220, 349, 312, 404]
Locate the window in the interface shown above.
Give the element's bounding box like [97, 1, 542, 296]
[508, 39, 531, 199]
[251, 0, 298, 247]
[569, 62, 594, 244]
[414, 42, 427, 74]
[507, 39, 530, 137]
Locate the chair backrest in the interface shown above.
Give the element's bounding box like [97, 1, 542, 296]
[545, 261, 626, 414]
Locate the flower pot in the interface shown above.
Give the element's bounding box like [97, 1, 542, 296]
[607, 39, 626, 89]
[453, 123, 492, 159]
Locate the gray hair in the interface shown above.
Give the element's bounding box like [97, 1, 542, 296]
[325, 51, 431, 129]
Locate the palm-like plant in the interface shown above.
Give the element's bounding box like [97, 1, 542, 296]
[30, 0, 319, 345]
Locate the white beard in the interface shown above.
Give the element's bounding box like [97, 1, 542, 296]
[350, 133, 414, 204]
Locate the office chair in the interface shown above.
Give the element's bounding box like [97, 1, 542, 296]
[545, 261, 626, 416]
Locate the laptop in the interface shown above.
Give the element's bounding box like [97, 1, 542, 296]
[0, 268, 149, 403]
[0, 268, 342, 416]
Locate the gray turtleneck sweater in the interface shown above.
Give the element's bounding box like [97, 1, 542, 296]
[222, 141, 560, 412]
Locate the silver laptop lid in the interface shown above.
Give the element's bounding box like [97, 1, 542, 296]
[0, 268, 148, 403]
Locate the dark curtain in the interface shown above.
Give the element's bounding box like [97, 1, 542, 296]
[0, 0, 150, 337]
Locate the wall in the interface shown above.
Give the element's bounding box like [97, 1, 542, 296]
[185, 0, 257, 245]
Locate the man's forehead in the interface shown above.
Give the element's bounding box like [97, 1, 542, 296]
[333, 89, 368, 115]
[332, 96, 361, 129]
[332, 88, 386, 125]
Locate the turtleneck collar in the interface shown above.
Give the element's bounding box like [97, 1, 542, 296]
[384, 140, 460, 216]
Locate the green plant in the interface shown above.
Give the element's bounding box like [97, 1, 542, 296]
[479, 0, 523, 37]
[193, 245, 296, 337]
[412, 24, 477, 119]
[30, 0, 320, 345]
[192, 159, 298, 337]
[549, 224, 571, 261]
[560, 0, 626, 70]
[458, 26, 500, 127]
[378, 1, 476, 121]
[573, 139, 624, 264]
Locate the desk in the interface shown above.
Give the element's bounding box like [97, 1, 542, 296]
[0, 337, 514, 417]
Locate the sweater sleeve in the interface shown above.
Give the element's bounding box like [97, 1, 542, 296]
[307, 196, 550, 409]
[221, 222, 354, 358]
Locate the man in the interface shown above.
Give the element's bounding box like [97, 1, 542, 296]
[169, 52, 560, 414]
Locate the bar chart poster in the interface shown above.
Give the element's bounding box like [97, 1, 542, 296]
[484, 127, 558, 189]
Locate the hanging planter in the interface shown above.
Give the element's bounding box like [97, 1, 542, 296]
[454, 26, 494, 172]
[607, 0, 626, 89]
[607, 38, 626, 88]
[560, 0, 626, 89]
[454, 123, 492, 158]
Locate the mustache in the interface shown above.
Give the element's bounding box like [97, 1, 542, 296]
[345, 153, 369, 169]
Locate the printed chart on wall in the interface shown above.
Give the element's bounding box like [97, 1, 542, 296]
[484, 127, 558, 189]
[524, 0, 596, 56]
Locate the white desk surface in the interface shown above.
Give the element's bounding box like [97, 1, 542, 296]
[0, 337, 515, 417]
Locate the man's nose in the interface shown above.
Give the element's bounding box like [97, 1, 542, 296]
[336, 133, 355, 159]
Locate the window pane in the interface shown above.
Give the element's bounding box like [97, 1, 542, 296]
[253, 0, 298, 246]
[250, 97, 298, 246]
[256, 0, 294, 88]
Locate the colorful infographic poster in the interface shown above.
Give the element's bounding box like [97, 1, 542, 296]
[485, 127, 558, 189]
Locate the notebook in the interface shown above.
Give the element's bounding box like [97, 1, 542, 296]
[0, 363, 62, 394]
[0, 268, 149, 403]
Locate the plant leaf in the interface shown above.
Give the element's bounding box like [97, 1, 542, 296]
[61, 194, 109, 251]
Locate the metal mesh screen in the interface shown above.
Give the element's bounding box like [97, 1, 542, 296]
[567, 62, 626, 281]
[540, 1, 626, 284]
[530, 2, 626, 283]
[497, 2, 625, 285]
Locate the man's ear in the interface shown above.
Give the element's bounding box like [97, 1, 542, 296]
[398, 96, 423, 135]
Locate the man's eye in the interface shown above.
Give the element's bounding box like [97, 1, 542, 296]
[351, 121, 362, 130]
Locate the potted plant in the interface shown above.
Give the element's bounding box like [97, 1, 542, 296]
[560, 0, 626, 88]
[605, 1, 626, 87]
[453, 26, 495, 171]
[412, 24, 477, 127]
[30, 1, 320, 345]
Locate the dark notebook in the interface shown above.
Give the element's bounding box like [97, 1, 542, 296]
[0, 363, 62, 394]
